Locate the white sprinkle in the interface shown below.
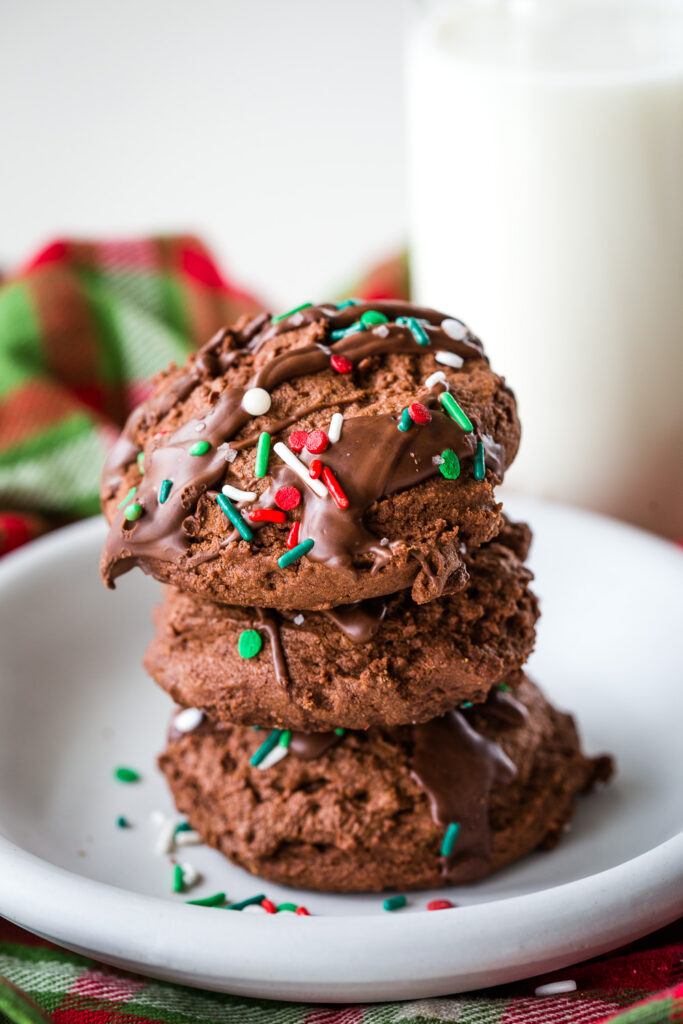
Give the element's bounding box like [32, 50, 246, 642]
[373, 324, 390, 338]
[535, 980, 577, 997]
[435, 350, 464, 370]
[289, 312, 305, 327]
[175, 829, 202, 847]
[328, 412, 344, 443]
[242, 903, 268, 914]
[180, 862, 199, 887]
[150, 809, 167, 826]
[273, 442, 328, 499]
[380, 537, 390, 547]
[154, 818, 177, 856]
[441, 317, 467, 341]
[222, 483, 257, 503]
[432, 455, 445, 466]
[316, 342, 332, 356]
[425, 370, 447, 390]
[173, 707, 204, 733]
[293, 613, 305, 625]
[256, 744, 289, 770]
[242, 387, 272, 416]
[195, 422, 206, 432]
[217, 443, 238, 463]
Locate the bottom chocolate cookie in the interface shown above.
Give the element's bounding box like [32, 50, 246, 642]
[159, 675, 613, 892]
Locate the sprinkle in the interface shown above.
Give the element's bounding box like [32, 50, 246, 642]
[172, 864, 184, 893]
[535, 981, 577, 997]
[255, 431, 271, 478]
[330, 354, 353, 374]
[425, 370, 447, 389]
[427, 899, 454, 911]
[238, 629, 263, 659]
[286, 522, 300, 549]
[473, 440, 486, 481]
[217, 443, 238, 463]
[396, 316, 430, 346]
[336, 298, 360, 309]
[288, 430, 309, 453]
[360, 310, 388, 328]
[309, 459, 322, 479]
[278, 538, 314, 568]
[256, 745, 289, 770]
[441, 317, 467, 341]
[293, 613, 304, 625]
[242, 904, 268, 914]
[273, 442, 328, 498]
[175, 830, 202, 847]
[498, 682, 511, 692]
[440, 822, 460, 858]
[124, 502, 143, 522]
[180, 862, 199, 887]
[271, 302, 312, 323]
[277, 902, 298, 913]
[278, 730, 292, 748]
[321, 467, 349, 509]
[186, 892, 226, 907]
[242, 387, 272, 416]
[306, 429, 329, 454]
[215, 493, 254, 541]
[154, 818, 176, 856]
[159, 479, 172, 504]
[195, 423, 206, 432]
[275, 486, 301, 511]
[374, 324, 390, 338]
[334, 728, 345, 736]
[253, 725, 261, 730]
[409, 402, 431, 425]
[116, 816, 129, 828]
[289, 313, 305, 327]
[137, 451, 145, 474]
[296, 906, 311, 916]
[261, 899, 277, 914]
[225, 894, 266, 911]
[460, 701, 473, 709]
[432, 455, 444, 466]
[316, 342, 332, 356]
[330, 320, 363, 341]
[188, 440, 211, 458]
[328, 412, 344, 443]
[249, 509, 287, 523]
[175, 822, 193, 833]
[250, 729, 282, 767]
[152, 430, 169, 441]
[222, 484, 257, 503]
[398, 408, 412, 432]
[439, 449, 461, 480]
[173, 708, 204, 733]
[114, 767, 140, 783]
[439, 392, 473, 432]
[117, 486, 137, 509]
[435, 349, 464, 370]
[383, 895, 407, 912]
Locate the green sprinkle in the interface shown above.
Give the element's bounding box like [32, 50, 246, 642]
[440, 822, 460, 858]
[271, 302, 312, 323]
[439, 392, 473, 432]
[238, 628, 263, 659]
[255, 431, 271, 478]
[114, 767, 140, 783]
[124, 502, 143, 521]
[159, 478, 173, 504]
[186, 892, 226, 907]
[439, 448, 461, 480]
[225, 893, 266, 911]
[330, 320, 363, 341]
[498, 683, 510, 692]
[397, 316, 430, 346]
[116, 816, 129, 828]
[137, 451, 145, 474]
[216, 493, 254, 541]
[334, 728, 345, 736]
[117, 486, 137, 509]
[460, 701, 473, 709]
[250, 729, 282, 767]
[336, 298, 361, 309]
[173, 864, 184, 893]
[360, 310, 388, 328]
[189, 440, 211, 456]
[175, 821, 193, 834]
[277, 902, 298, 912]
[473, 440, 486, 480]
[383, 895, 407, 912]
[398, 408, 412, 432]
[278, 730, 292, 748]
[277, 538, 314, 568]
[252, 725, 261, 731]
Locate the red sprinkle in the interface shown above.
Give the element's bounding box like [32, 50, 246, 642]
[286, 522, 300, 549]
[309, 458, 322, 479]
[261, 899, 277, 914]
[152, 430, 169, 441]
[330, 354, 353, 374]
[427, 899, 454, 911]
[274, 487, 301, 511]
[295, 906, 310, 916]
[306, 429, 329, 454]
[288, 430, 309, 453]
[409, 402, 432, 425]
[321, 467, 349, 509]
[248, 509, 286, 524]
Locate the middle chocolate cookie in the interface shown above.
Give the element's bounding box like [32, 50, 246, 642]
[145, 520, 538, 731]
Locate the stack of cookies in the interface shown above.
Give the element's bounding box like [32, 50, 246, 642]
[100, 300, 611, 893]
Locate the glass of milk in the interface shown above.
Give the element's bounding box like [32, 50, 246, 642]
[407, 0, 683, 537]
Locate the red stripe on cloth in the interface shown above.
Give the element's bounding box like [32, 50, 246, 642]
[0, 514, 34, 555]
[303, 1009, 367, 1024]
[23, 240, 69, 271]
[180, 242, 227, 289]
[0, 379, 99, 449]
[95, 239, 158, 273]
[69, 967, 147, 1003]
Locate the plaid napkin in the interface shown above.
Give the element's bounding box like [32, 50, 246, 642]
[0, 236, 678, 1024]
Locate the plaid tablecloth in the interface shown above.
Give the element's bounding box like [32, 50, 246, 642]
[0, 237, 679, 1024]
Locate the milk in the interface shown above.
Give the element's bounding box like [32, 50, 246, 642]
[407, 0, 683, 536]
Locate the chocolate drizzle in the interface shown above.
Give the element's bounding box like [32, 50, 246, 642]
[255, 609, 289, 687]
[320, 597, 387, 644]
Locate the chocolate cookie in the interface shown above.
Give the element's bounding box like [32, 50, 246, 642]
[100, 301, 520, 609]
[159, 676, 612, 892]
[145, 520, 539, 730]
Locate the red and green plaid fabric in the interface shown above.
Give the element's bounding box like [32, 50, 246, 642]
[0, 237, 678, 1023]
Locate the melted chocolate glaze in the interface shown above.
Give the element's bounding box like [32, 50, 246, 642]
[320, 598, 388, 644]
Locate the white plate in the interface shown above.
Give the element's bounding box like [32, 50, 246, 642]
[0, 497, 681, 1002]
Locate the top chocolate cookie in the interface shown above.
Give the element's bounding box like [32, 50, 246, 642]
[100, 300, 520, 610]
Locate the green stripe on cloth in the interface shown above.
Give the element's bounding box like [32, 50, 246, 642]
[0, 283, 44, 396]
[158, 272, 191, 340]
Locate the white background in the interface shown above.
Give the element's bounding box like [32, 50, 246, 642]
[0, 0, 406, 304]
